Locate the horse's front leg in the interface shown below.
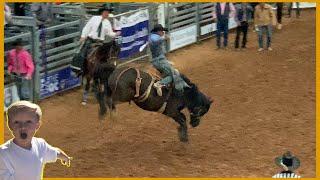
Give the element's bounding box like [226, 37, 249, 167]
[171, 112, 188, 142]
[104, 82, 116, 119]
[94, 79, 107, 119]
[82, 75, 91, 105]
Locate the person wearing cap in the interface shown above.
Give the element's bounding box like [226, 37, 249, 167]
[30, 3, 53, 29]
[149, 24, 190, 96]
[0, 101, 72, 180]
[80, 5, 119, 42]
[7, 39, 35, 100]
[74, 5, 120, 72]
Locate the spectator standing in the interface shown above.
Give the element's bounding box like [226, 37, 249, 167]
[30, 3, 53, 29]
[276, 3, 284, 29]
[234, 3, 253, 50]
[250, 2, 259, 18]
[288, 2, 300, 18]
[212, 2, 236, 50]
[7, 39, 35, 100]
[250, 2, 259, 31]
[254, 3, 276, 52]
[14, 3, 27, 16]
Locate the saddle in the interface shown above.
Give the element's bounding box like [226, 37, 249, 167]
[71, 40, 101, 74]
[87, 42, 104, 61]
[127, 64, 185, 97]
[125, 63, 162, 80]
[143, 66, 182, 96]
[113, 66, 172, 113]
[72, 38, 113, 72]
[125, 65, 167, 96]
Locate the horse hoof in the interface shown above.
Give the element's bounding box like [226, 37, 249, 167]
[99, 114, 106, 121]
[81, 101, 87, 106]
[99, 112, 106, 121]
[177, 127, 188, 142]
[110, 110, 117, 118]
[179, 136, 189, 142]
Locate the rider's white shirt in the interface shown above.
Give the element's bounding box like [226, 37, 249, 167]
[81, 16, 116, 41]
[0, 137, 58, 180]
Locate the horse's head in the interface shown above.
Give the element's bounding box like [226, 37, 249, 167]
[98, 40, 121, 65]
[110, 40, 121, 60]
[91, 40, 121, 80]
[184, 84, 213, 128]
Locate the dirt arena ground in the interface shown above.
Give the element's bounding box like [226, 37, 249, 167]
[4, 9, 315, 177]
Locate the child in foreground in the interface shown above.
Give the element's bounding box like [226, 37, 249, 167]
[0, 101, 72, 180]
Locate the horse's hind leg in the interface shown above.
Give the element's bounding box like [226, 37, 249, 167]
[169, 112, 188, 142]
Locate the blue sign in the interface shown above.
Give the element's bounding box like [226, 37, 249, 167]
[116, 9, 149, 59]
[40, 67, 81, 99]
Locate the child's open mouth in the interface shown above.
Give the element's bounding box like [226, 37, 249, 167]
[20, 132, 28, 139]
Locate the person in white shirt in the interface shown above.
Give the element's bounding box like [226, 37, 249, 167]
[72, 5, 120, 73]
[0, 101, 72, 180]
[80, 6, 119, 42]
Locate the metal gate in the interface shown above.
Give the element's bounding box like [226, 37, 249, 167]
[4, 16, 38, 102]
[4, 4, 85, 101]
[4, 3, 159, 102]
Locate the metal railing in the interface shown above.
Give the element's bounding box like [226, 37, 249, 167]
[4, 3, 158, 102]
[4, 3, 85, 101]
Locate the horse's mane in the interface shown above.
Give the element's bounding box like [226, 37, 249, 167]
[95, 41, 117, 62]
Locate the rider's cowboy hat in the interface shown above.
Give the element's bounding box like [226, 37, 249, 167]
[151, 24, 168, 33]
[12, 38, 23, 46]
[98, 4, 114, 14]
[275, 151, 300, 171]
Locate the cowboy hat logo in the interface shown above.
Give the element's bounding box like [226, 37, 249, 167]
[272, 151, 301, 178]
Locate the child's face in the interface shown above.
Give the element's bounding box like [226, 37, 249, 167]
[8, 112, 40, 142]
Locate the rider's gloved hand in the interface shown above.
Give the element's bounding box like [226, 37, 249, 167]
[80, 37, 86, 43]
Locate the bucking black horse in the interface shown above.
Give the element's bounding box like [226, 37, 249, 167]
[97, 64, 213, 142]
[78, 40, 213, 142]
